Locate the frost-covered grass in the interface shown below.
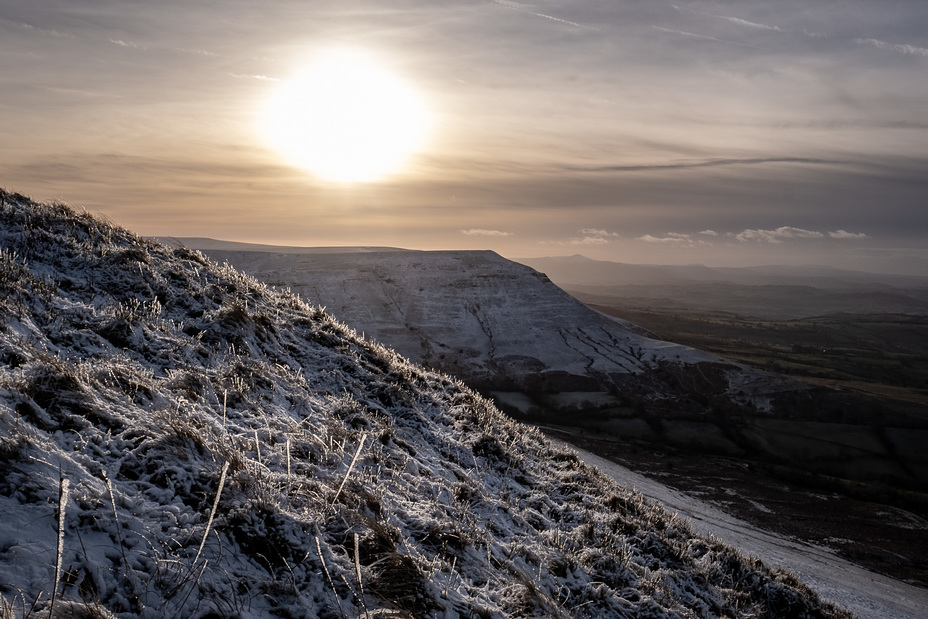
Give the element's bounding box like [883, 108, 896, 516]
[0, 190, 853, 618]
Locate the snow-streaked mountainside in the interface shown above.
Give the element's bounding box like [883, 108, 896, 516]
[0, 191, 852, 618]
[190, 245, 799, 418]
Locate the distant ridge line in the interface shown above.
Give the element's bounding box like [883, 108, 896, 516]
[154, 237, 413, 254]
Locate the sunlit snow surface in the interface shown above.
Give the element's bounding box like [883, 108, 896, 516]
[201, 249, 715, 373]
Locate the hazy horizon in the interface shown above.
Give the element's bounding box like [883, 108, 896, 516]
[164, 235, 928, 279]
[2, 0, 927, 275]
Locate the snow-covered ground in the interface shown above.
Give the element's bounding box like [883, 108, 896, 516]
[567, 443, 928, 619]
[0, 192, 856, 618]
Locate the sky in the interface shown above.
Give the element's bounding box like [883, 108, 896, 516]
[1, 0, 927, 274]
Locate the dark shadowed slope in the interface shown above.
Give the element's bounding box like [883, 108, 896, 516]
[0, 191, 852, 618]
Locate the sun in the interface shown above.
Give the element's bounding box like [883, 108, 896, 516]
[261, 50, 430, 183]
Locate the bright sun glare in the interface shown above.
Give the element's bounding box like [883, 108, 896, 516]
[261, 50, 430, 183]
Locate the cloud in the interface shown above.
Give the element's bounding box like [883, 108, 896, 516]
[229, 73, 279, 81]
[561, 228, 620, 245]
[15, 21, 71, 38]
[716, 16, 782, 32]
[491, 0, 599, 32]
[570, 236, 611, 245]
[460, 228, 513, 237]
[829, 229, 868, 240]
[673, 4, 782, 33]
[568, 228, 619, 245]
[856, 38, 928, 57]
[652, 26, 756, 48]
[568, 157, 843, 174]
[735, 227, 824, 243]
[176, 47, 220, 57]
[492, 0, 532, 8]
[802, 30, 831, 39]
[638, 233, 693, 244]
[699, 229, 718, 236]
[579, 228, 618, 237]
[110, 39, 142, 48]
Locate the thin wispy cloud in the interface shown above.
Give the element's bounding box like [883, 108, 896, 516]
[570, 236, 611, 245]
[829, 229, 868, 240]
[177, 47, 220, 57]
[568, 157, 842, 174]
[229, 73, 279, 81]
[641, 228, 865, 245]
[567, 228, 620, 245]
[639, 233, 690, 243]
[716, 16, 782, 32]
[675, 3, 928, 59]
[579, 228, 619, 237]
[529, 12, 585, 30]
[803, 30, 831, 39]
[652, 26, 756, 48]
[637, 233, 709, 247]
[14, 21, 71, 38]
[110, 39, 142, 49]
[491, 0, 600, 32]
[671, 6, 782, 36]
[736, 227, 824, 243]
[491, 0, 534, 10]
[461, 228, 513, 237]
[856, 38, 928, 57]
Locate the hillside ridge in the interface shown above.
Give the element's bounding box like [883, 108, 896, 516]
[0, 191, 850, 618]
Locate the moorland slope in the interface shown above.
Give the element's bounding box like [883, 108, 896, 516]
[0, 191, 851, 618]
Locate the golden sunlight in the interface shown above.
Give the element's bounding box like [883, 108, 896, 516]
[261, 49, 430, 183]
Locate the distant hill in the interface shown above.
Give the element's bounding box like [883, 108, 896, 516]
[518, 255, 928, 319]
[157, 236, 411, 254]
[191, 244, 799, 415]
[0, 191, 852, 617]
[519, 254, 928, 289]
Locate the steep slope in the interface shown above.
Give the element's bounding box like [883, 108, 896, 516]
[194, 246, 797, 418]
[0, 191, 852, 618]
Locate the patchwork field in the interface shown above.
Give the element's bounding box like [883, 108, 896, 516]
[583, 303, 928, 408]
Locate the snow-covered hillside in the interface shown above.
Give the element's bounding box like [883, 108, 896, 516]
[0, 191, 852, 617]
[193, 246, 798, 418]
[192, 245, 928, 503]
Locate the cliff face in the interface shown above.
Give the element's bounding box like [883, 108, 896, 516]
[0, 192, 849, 618]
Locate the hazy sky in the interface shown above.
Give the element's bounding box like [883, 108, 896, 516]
[2, 0, 927, 273]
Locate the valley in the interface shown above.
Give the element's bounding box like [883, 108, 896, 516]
[543, 425, 928, 590]
[580, 303, 928, 407]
